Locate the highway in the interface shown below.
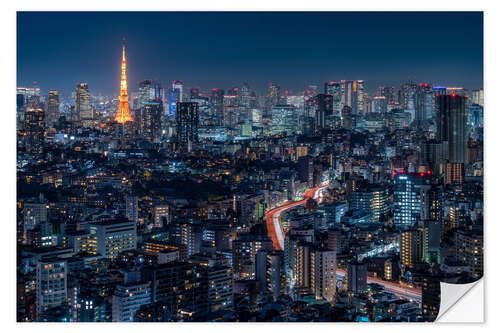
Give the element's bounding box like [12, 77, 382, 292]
[264, 185, 422, 303]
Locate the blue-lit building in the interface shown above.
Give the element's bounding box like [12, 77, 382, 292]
[168, 80, 183, 117]
[394, 173, 431, 227]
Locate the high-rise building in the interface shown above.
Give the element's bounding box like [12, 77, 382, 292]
[394, 173, 431, 226]
[400, 229, 423, 269]
[265, 83, 280, 116]
[471, 88, 484, 107]
[75, 83, 92, 120]
[310, 248, 336, 303]
[168, 80, 183, 117]
[175, 102, 199, 148]
[437, 94, 467, 164]
[141, 101, 163, 143]
[36, 260, 67, 317]
[210, 88, 225, 126]
[371, 96, 387, 113]
[24, 107, 45, 153]
[347, 262, 367, 294]
[115, 42, 133, 124]
[341, 105, 352, 130]
[350, 186, 389, 223]
[314, 94, 333, 130]
[47, 89, 59, 126]
[271, 104, 296, 136]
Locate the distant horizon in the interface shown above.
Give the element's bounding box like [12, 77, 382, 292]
[17, 11, 483, 97]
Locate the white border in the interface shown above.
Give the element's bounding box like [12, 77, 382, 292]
[2, 1, 497, 332]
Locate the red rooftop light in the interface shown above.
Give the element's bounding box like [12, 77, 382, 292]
[427, 170, 431, 175]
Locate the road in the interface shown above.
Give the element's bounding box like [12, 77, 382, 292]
[264, 185, 422, 302]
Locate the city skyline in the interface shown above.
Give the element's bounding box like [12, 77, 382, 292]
[17, 12, 483, 96]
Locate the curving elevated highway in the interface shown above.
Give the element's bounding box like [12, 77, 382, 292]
[264, 185, 422, 302]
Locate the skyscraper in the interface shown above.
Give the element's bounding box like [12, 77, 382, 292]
[265, 83, 280, 116]
[75, 83, 91, 120]
[394, 173, 431, 226]
[141, 101, 163, 143]
[437, 94, 467, 164]
[168, 80, 183, 117]
[24, 107, 45, 153]
[210, 88, 225, 126]
[271, 104, 296, 136]
[47, 89, 59, 126]
[176, 102, 199, 147]
[115, 42, 133, 124]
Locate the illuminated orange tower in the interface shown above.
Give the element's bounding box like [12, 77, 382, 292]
[115, 41, 133, 124]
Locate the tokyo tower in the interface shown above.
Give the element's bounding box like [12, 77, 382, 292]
[115, 41, 134, 124]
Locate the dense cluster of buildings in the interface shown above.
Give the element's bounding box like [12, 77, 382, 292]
[16, 44, 483, 322]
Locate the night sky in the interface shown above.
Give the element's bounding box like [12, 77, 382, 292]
[17, 12, 483, 97]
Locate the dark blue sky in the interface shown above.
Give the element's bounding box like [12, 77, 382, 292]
[17, 12, 483, 97]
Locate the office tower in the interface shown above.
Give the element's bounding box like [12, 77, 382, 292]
[153, 205, 170, 228]
[75, 83, 92, 120]
[400, 229, 423, 269]
[354, 80, 365, 114]
[315, 94, 333, 130]
[17, 90, 26, 128]
[437, 94, 467, 163]
[310, 248, 337, 302]
[327, 228, 340, 253]
[36, 260, 67, 316]
[125, 196, 138, 223]
[89, 219, 137, 259]
[112, 282, 151, 322]
[24, 107, 45, 153]
[23, 202, 48, 231]
[265, 83, 280, 115]
[115, 42, 133, 124]
[176, 102, 199, 148]
[371, 96, 386, 113]
[469, 104, 484, 128]
[341, 105, 352, 130]
[168, 80, 184, 117]
[377, 86, 396, 104]
[455, 228, 483, 279]
[398, 81, 418, 110]
[137, 80, 155, 109]
[210, 88, 225, 126]
[414, 83, 433, 126]
[271, 104, 296, 136]
[324, 81, 341, 114]
[347, 262, 367, 294]
[47, 89, 59, 126]
[141, 101, 163, 143]
[393, 173, 431, 226]
[471, 88, 484, 107]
